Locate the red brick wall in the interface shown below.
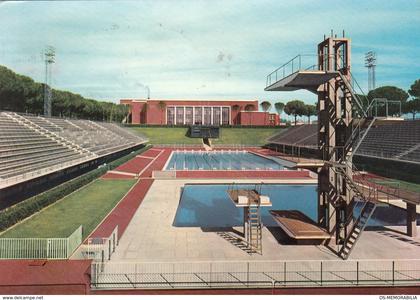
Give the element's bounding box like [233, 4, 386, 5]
[120, 99, 260, 125]
[269, 113, 280, 126]
[120, 100, 146, 124]
[239, 111, 277, 126]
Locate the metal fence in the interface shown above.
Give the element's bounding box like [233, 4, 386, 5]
[0, 225, 82, 259]
[80, 226, 118, 262]
[91, 259, 420, 290]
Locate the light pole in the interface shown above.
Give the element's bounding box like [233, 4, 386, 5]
[43, 46, 55, 117]
[364, 51, 377, 92]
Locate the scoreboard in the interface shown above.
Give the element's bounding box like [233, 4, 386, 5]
[189, 125, 220, 138]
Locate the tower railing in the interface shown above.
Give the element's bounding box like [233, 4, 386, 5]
[266, 54, 318, 87]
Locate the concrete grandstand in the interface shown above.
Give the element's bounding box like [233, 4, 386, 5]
[0, 111, 148, 206]
[266, 120, 420, 165]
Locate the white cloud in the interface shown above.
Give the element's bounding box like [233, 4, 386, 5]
[0, 0, 418, 106]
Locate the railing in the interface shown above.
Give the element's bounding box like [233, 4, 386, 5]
[0, 156, 95, 189]
[0, 225, 82, 259]
[67, 226, 84, 257]
[81, 226, 119, 262]
[266, 54, 318, 87]
[265, 144, 346, 162]
[91, 259, 420, 289]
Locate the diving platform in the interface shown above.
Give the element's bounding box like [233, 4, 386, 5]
[265, 70, 338, 93]
[272, 153, 327, 170]
[226, 184, 270, 254]
[227, 189, 272, 207]
[270, 210, 331, 244]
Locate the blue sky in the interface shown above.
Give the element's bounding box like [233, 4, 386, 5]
[0, 0, 419, 113]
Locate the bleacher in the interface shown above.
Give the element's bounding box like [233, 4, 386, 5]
[358, 120, 420, 163]
[0, 112, 147, 187]
[266, 121, 420, 164]
[267, 124, 318, 148]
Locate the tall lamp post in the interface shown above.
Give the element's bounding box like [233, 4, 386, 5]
[43, 46, 55, 117]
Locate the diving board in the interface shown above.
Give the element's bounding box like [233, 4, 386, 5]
[227, 189, 271, 207]
[270, 210, 331, 244]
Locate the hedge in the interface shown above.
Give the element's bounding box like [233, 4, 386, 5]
[0, 145, 151, 232]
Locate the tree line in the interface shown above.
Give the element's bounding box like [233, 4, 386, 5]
[268, 79, 420, 125]
[0, 65, 128, 122]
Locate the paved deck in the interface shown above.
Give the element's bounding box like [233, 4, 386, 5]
[111, 179, 420, 262]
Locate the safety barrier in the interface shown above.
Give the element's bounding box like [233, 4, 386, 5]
[91, 259, 420, 289]
[81, 225, 119, 262]
[0, 225, 82, 259]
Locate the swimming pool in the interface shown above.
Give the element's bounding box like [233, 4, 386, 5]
[173, 184, 317, 227]
[173, 184, 420, 228]
[165, 150, 283, 170]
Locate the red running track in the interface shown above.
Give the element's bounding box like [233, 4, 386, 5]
[88, 148, 172, 240]
[113, 156, 154, 174]
[0, 260, 91, 295]
[139, 148, 164, 158]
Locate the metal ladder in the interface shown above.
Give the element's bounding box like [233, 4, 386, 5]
[247, 202, 262, 254]
[247, 184, 263, 254]
[338, 200, 377, 259]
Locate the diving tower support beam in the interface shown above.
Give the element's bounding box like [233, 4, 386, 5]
[265, 34, 355, 247]
[407, 203, 417, 237]
[317, 37, 354, 245]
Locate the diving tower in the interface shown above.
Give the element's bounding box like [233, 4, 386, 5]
[264, 32, 400, 259]
[227, 183, 271, 254]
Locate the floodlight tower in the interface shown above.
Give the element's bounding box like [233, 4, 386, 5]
[43, 46, 55, 117]
[364, 51, 376, 91]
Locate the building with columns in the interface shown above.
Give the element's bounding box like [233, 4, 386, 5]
[120, 99, 280, 126]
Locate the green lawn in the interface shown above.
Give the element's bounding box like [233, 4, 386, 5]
[1, 179, 136, 239]
[372, 178, 420, 193]
[130, 127, 281, 145]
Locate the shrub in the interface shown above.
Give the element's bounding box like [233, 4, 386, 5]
[0, 145, 151, 232]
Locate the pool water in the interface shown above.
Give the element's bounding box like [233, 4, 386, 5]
[165, 150, 283, 171]
[173, 184, 317, 227]
[173, 184, 420, 228]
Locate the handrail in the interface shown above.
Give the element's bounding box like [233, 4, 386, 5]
[91, 259, 420, 289]
[332, 162, 378, 231]
[266, 54, 318, 87]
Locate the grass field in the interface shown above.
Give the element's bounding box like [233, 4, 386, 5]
[130, 127, 281, 145]
[372, 178, 420, 194]
[1, 179, 136, 239]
